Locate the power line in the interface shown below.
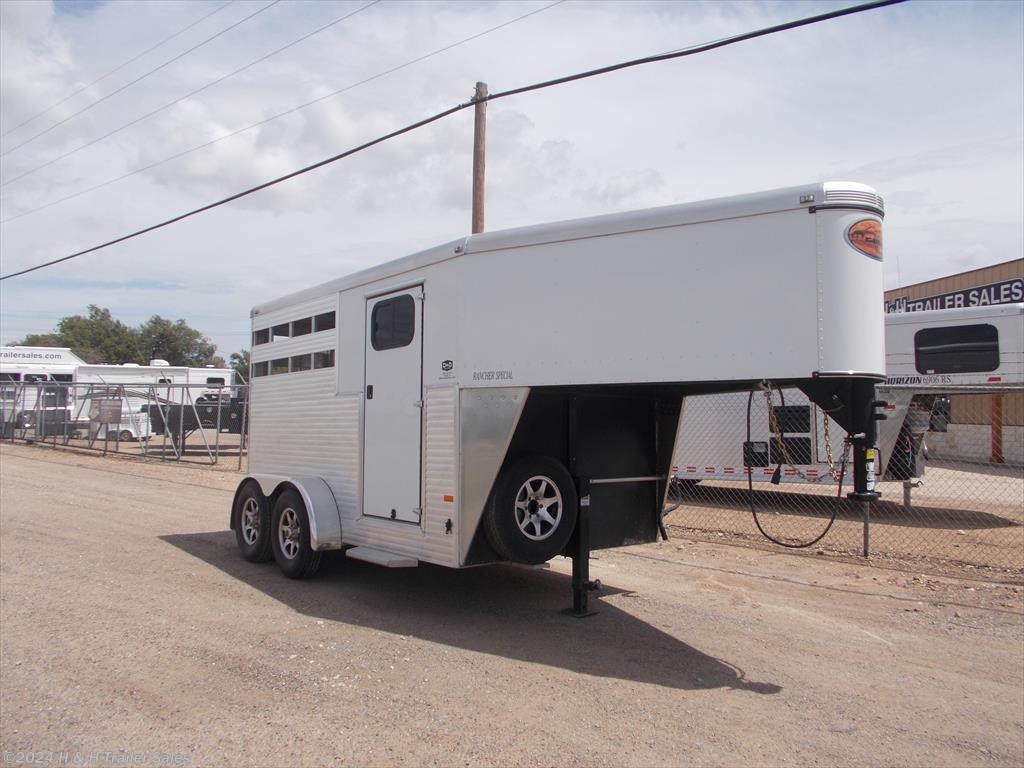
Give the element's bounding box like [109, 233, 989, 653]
[0, 0, 381, 190]
[0, 0, 565, 222]
[0, 0, 906, 282]
[0, 0, 281, 159]
[0, 2, 233, 140]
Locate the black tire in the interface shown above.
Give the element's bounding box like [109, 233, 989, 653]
[271, 489, 323, 579]
[118, 429, 134, 442]
[483, 456, 578, 564]
[233, 482, 273, 563]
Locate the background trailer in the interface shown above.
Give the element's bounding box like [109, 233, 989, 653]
[672, 303, 1024, 487]
[232, 181, 887, 608]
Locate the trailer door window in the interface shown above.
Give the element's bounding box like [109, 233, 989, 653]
[371, 295, 416, 350]
[915, 324, 999, 374]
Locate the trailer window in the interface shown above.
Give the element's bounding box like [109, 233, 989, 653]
[52, 374, 72, 383]
[271, 358, 289, 375]
[290, 354, 312, 372]
[371, 295, 415, 351]
[291, 317, 312, 337]
[915, 324, 999, 374]
[0, 374, 19, 402]
[272, 324, 290, 342]
[206, 377, 226, 386]
[253, 328, 270, 346]
[313, 350, 335, 369]
[252, 362, 269, 378]
[314, 311, 336, 332]
[771, 405, 810, 434]
[42, 386, 68, 408]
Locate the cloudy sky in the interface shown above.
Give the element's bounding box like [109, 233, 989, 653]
[1, 0, 1021, 359]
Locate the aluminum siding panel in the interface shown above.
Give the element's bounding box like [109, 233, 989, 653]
[420, 385, 459, 566]
[248, 371, 359, 524]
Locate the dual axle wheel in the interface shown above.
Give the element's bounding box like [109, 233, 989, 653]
[233, 483, 322, 579]
[232, 455, 579, 577]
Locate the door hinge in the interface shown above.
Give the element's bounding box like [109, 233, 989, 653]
[413, 400, 423, 408]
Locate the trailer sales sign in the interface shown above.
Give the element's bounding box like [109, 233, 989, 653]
[885, 278, 1023, 314]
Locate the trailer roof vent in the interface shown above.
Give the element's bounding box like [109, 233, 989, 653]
[824, 189, 884, 213]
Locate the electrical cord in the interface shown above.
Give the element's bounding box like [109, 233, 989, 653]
[0, 0, 906, 281]
[746, 384, 847, 549]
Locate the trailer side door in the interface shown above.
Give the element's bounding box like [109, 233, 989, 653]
[363, 286, 424, 523]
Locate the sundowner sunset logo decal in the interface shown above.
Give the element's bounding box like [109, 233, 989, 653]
[846, 219, 882, 260]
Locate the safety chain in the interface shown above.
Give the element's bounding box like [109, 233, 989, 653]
[760, 381, 849, 483]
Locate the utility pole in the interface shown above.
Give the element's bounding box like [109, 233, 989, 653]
[471, 81, 487, 234]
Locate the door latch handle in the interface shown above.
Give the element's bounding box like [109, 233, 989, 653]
[366, 385, 374, 400]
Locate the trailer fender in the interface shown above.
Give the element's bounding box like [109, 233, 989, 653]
[235, 474, 342, 551]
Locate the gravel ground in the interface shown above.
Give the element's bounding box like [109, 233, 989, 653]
[1, 441, 1022, 768]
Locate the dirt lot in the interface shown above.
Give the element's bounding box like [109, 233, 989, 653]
[1, 441, 1022, 768]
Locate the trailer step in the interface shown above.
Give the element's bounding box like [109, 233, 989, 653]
[344, 547, 418, 568]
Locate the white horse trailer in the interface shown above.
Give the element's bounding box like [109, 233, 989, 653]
[73, 362, 234, 441]
[671, 303, 1024, 488]
[232, 182, 887, 608]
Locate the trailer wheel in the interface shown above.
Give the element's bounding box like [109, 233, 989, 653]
[483, 456, 578, 564]
[234, 483, 273, 563]
[271, 489, 323, 579]
[118, 429, 134, 442]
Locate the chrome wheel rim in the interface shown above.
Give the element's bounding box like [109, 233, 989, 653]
[241, 497, 260, 546]
[514, 476, 562, 541]
[277, 506, 300, 559]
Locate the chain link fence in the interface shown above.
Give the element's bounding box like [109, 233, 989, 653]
[0, 380, 249, 467]
[664, 386, 1024, 583]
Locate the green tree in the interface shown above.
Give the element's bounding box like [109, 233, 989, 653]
[20, 305, 139, 363]
[230, 349, 250, 383]
[11, 306, 224, 367]
[138, 315, 220, 367]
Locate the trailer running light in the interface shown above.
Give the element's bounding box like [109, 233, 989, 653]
[988, 376, 1002, 382]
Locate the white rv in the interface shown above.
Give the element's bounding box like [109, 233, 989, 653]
[232, 181, 887, 598]
[671, 303, 1024, 487]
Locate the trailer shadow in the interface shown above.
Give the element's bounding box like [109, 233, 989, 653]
[675, 485, 1021, 530]
[161, 530, 781, 695]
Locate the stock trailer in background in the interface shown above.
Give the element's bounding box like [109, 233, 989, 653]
[667, 303, 1023, 578]
[0, 349, 245, 464]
